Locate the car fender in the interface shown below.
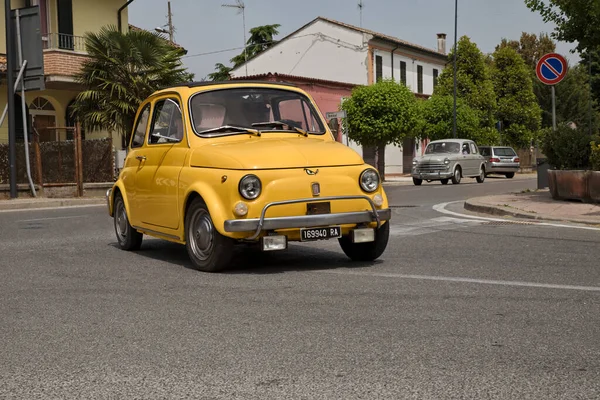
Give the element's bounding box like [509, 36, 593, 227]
[182, 182, 229, 236]
[108, 181, 131, 218]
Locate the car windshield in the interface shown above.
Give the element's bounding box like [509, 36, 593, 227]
[494, 147, 517, 156]
[189, 87, 326, 137]
[425, 141, 460, 154]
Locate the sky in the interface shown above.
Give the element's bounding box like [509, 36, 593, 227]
[128, 0, 580, 80]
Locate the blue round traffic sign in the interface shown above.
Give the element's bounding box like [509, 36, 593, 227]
[536, 53, 567, 85]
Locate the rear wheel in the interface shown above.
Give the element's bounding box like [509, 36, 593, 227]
[113, 193, 143, 251]
[413, 177, 423, 186]
[338, 221, 390, 262]
[476, 166, 486, 183]
[451, 167, 462, 184]
[185, 197, 235, 272]
[505, 172, 515, 179]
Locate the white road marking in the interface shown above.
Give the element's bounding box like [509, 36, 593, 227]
[316, 270, 600, 293]
[389, 215, 484, 237]
[0, 204, 104, 214]
[433, 201, 600, 231]
[18, 215, 89, 222]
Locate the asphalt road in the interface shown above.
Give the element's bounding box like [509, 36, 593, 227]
[1, 175, 599, 399]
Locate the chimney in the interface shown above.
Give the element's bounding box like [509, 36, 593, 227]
[437, 33, 446, 54]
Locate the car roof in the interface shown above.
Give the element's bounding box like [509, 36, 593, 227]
[158, 80, 299, 91]
[428, 138, 474, 144]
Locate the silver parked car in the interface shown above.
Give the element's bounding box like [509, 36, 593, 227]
[411, 139, 487, 185]
[478, 146, 520, 178]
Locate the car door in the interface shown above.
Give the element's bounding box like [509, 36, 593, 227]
[122, 102, 151, 226]
[470, 142, 482, 172]
[460, 141, 475, 175]
[134, 95, 188, 230]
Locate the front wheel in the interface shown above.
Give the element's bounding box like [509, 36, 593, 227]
[441, 179, 449, 185]
[451, 167, 462, 184]
[185, 197, 235, 272]
[113, 193, 143, 251]
[476, 166, 486, 183]
[338, 222, 390, 262]
[413, 177, 423, 186]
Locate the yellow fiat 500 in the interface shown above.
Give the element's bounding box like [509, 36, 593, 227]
[106, 81, 391, 272]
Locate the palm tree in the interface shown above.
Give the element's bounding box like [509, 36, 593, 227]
[71, 25, 194, 147]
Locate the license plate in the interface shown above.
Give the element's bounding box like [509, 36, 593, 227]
[300, 226, 341, 241]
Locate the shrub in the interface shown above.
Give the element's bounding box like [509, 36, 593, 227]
[591, 141, 600, 171]
[541, 123, 599, 170]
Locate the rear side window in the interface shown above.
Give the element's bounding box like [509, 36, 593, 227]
[131, 104, 151, 148]
[494, 147, 517, 157]
[480, 147, 490, 156]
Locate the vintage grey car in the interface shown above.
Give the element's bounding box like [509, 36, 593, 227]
[478, 145, 520, 178]
[411, 139, 487, 185]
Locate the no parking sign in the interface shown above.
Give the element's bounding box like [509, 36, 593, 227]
[536, 53, 568, 130]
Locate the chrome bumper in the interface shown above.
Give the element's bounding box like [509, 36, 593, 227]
[412, 170, 453, 179]
[223, 195, 391, 240]
[106, 188, 112, 215]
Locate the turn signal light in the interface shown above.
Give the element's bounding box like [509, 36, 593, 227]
[514, 157, 520, 163]
[490, 157, 500, 162]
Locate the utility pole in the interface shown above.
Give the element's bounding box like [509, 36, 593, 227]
[358, 0, 363, 28]
[4, 0, 17, 198]
[167, 1, 173, 43]
[452, 0, 458, 139]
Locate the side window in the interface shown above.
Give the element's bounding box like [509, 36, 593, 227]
[470, 143, 478, 154]
[462, 142, 470, 154]
[131, 104, 150, 148]
[480, 147, 489, 156]
[148, 98, 183, 144]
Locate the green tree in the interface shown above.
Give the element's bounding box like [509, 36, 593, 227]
[496, 32, 556, 70]
[491, 46, 542, 148]
[210, 24, 281, 79]
[434, 36, 497, 129]
[207, 63, 233, 81]
[72, 25, 194, 148]
[524, 0, 600, 54]
[340, 79, 420, 178]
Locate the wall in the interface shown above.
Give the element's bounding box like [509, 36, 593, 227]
[231, 19, 371, 86]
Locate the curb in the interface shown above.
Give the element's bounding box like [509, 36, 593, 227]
[0, 197, 106, 211]
[464, 198, 600, 227]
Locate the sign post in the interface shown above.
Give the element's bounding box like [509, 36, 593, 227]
[536, 53, 568, 131]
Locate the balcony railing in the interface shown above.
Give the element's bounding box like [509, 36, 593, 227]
[43, 33, 86, 52]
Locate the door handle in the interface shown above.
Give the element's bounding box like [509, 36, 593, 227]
[136, 155, 146, 161]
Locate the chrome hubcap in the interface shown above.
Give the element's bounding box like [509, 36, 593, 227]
[189, 209, 214, 261]
[115, 201, 128, 239]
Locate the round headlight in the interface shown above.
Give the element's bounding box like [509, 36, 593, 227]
[412, 159, 418, 165]
[444, 158, 450, 164]
[239, 174, 262, 200]
[359, 168, 379, 192]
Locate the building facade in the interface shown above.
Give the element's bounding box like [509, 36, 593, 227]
[230, 17, 449, 175]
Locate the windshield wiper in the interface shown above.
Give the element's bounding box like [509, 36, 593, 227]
[198, 125, 261, 136]
[251, 121, 308, 136]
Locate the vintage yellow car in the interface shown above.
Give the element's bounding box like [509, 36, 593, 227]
[106, 81, 391, 272]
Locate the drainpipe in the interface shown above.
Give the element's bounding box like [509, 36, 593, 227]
[391, 45, 399, 81]
[118, 0, 136, 33]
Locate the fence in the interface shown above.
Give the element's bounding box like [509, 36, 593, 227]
[0, 129, 115, 192]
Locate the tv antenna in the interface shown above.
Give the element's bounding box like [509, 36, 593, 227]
[358, 0, 363, 27]
[222, 0, 248, 76]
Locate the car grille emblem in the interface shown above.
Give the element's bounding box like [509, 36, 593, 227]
[311, 182, 320, 196]
[305, 168, 319, 175]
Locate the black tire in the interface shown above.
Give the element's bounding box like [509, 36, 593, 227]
[451, 166, 462, 184]
[113, 192, 143, 251]
[185, 197, 235, 272]
[338, 221, 390, 262]
[476, 166, 486, 183]
[413, 177, 423, 186]
[441, 179, 449, 185]
[505, 172, 515, 179]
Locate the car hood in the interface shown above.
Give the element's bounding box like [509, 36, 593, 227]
[414, 154, 454, 163]
[189, 137, 364, 170]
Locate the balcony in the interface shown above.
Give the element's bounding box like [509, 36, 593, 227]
[43, 33, 87, 53]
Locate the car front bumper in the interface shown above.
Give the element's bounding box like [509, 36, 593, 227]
[411, 170, 453, 180]
[106, 188, 113, 215]
[223, 195, 391, 240]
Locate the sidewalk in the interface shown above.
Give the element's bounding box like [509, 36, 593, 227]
[0, 196, 105, 211]
[465, 189, 600, 226]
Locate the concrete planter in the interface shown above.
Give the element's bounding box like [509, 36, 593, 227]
[548, 170, 600, 203]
